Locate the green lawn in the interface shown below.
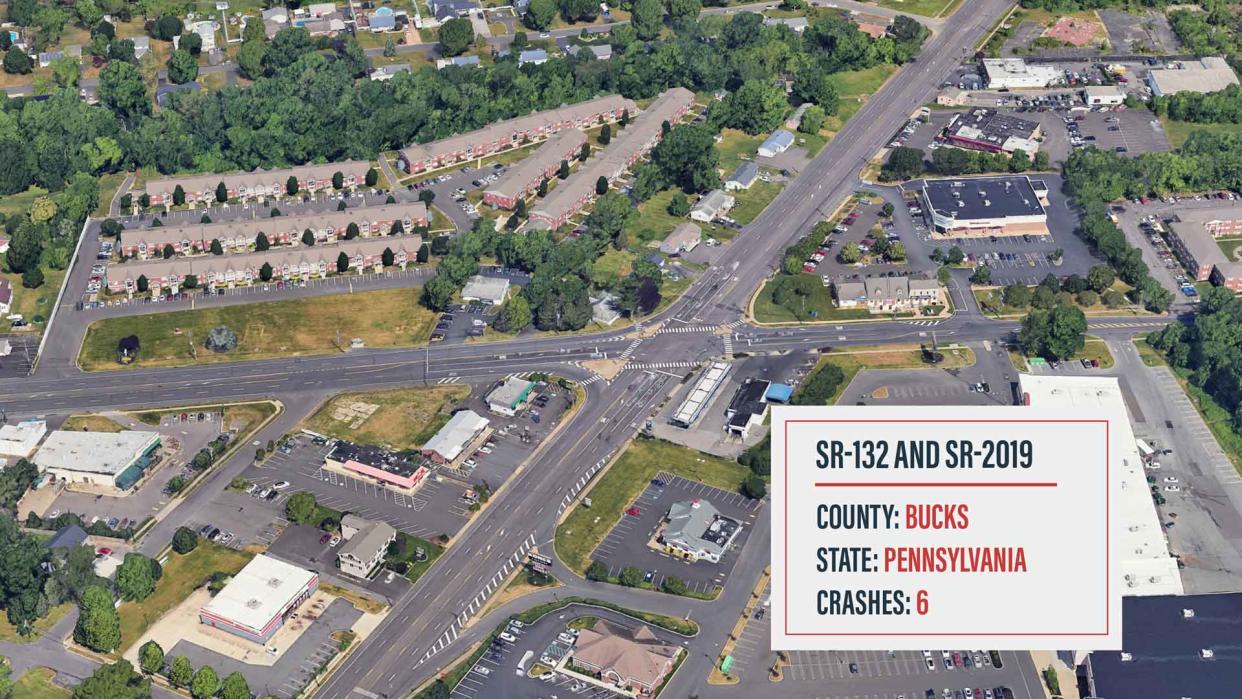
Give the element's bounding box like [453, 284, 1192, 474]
[1168, 364, 1242, 474]
[1218, 237, 1242, 261]
[813, 343, 977, 404]
[0, 185, 49, 218]
[79, 288, 438, 371]
[1160, 118, 1241, 149]
[389, 532, 445, 585]
[591, 248, 636, 288]
[623, 189, 732, 247]
[731, 180, 784, 226]
[0, 269, 66, 325]
[117, 543, 254, 653]
[555, 438, 751, 574]
[753, 277, 873, 324]
[827, 65, 899, 100]
[1068, 338, 1116, 369]
[871, 0, 961, 17]
[0, 603, 72, 644]
[716, 129, 765, 172]
[11, 668, 70, 699]
[304, 385, 471, 451]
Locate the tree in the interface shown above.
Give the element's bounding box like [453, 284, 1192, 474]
[1002, 284, 1031, 308]
[285, 492, 319, 525]
[537, 178, 549, 197]
[1009, 148, 1031, 172]
[667, 193, 690, 217]
[172, 185, 186, 206]
[21, 267, 43, 289]
[1077, 289, 1099, 307]
[792, 68, 839, 115]
[0, 657, 10, 699]
[75, 585, 121, 652]
[136, 275, 149, 293]
[1031, 285, 1056, 309]
[180, 30, 203, 56]
[492, 296, 533, 332]
[524, 0, 557, 30]
[880, 146, 925, 181]
[720, 79, 787, 135]
[742, 474, 767, 499]
[98, 60, 149, 123]
[946, 246, 965, 265]
[619, 566, 643, 587]
[153, 15, 184, 40]
[3, 47, 32, 75]
[969, 265, 992, 285]
[799, 104, 826, 135]
[366, 168, 379, 187]
[254, 231, 270, 251]
[595, 175, 608, 196]
[190, 666, 219, 699]
[209, 239, 223, 255]
[51, 56, 80, 88]
[336, 251, 350, 273]
[439, 18, 474, 57]
[171, 526, 198, 554]
[167, 48, 198, 84]
[1018, 304, 1087, 361]
[286, 176, 299, 196]
[116, 553, 160, 602]
[101, 219, 122, 237]
[72, 660, 149, 699]
[662, 576, 688, 595]
[1086, 265, 1115, 293]
[599, 123, 611, 146]
[585, 560, 608, 581]
[584, 192, 635, 248]
[218, 672, 250, 699]
[237, 37, 266, 80]
[138, 640, 165, 675]
[578, 142, 590, 162]
[259, 262, 274, 282]
[168, 656, 192, 688]
[838, 242, 861, 264]
[302, 229, 315, 246]
[632, 0, 664, 40]
[418, 189, 435, 205]
[558, 160, 570, 179]
[880, 202, 895, 218]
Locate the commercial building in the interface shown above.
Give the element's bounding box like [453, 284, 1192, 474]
[758, 129, 794, 157]
[569, 620, 681, 695]
[942, 108, 1041, 155]
[1019, 374, 1183, 596]
[486, 376, 536, 416]
[140, 161, 373, 206]
[483, 130, 587, 210]
[659, 223, 701, 255]
[1148, 57, 1240, 97]
[1082, 594, 1242, 699]
[199, 554, 319, 644]
[1168, 220, 1230, 283]
[0, 419, 46, 460]
[660, 498, 742, 563]
[834, 275, 941, 313]
[725, 378, 771, 438]
[920, 175, 1049, 236]
[689, 190, 735, 223]
[118, 203, 429, 260]
[1082, 85, 1126, 106]
[671, 361, 729, 428]
[421, 410, 489, 464]
[325, 441, 429, 490]
[725, 161, 758, 191]
[981, 58, 1061, 89]
[397, 95, 636, 174]
[337, 515, 396, 579]
[1173, 205, 1242, 237]
[460, 275, 511, 305]
[34, 430, 161, 493]
[105, 235, 421, 295]
[529, 88, 696, 229]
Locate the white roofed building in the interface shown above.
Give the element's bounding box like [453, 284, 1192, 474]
[0, 420, 47, 461]
[34, 430, 161, 493]
[199, 554, 319, 643]
[421, 410, 490, 464]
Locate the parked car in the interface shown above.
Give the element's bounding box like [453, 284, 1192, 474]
[625, 507, 641, 516]
[273, 481, 291, 489]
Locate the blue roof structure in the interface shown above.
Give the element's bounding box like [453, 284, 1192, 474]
[765, 383, 794, 403]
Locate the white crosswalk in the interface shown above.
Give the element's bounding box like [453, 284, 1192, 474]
[722, 319, 746, 329]
[722, 334, 734, 358]
[630, 361, 701, 370]
[1091, 322, 1164, 328]
[619, 338, 642, 359]
[657, 325, 717, 334]
[436, 376, 462, 384]
[906, 319, 942, 326]
[579, 373, 604, 385]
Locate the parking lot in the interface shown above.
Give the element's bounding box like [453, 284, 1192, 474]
[591, 473, 762, 595]
[781, 649, 1041, 699]
[0, 332, 37, 378]
[1113, 195, 1242, 300]
[1067, 109, 1169, 157]
[266, 523, 412, 599]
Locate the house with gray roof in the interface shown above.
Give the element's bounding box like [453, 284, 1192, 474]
[337, 516, 396, 579]
[758, 129, 795, 157]
[725, 161, 758, 191]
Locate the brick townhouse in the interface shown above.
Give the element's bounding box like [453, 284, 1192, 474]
[1174, 206, 1242, 238]
[397, 95, 636, 174]
[105, 236, 421, 294]
[139, 160, 373, 206]
[117, 203, 429, 260]
[529, 87, 695, 230]
[482, 130, 587, 210]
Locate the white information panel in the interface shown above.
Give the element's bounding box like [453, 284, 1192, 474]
[771, 405, 1122, 650]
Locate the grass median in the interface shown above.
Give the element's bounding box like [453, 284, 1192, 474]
[79, 288, 438, 371]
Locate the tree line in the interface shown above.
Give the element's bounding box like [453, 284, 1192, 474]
[1148, 287, 1242, 431]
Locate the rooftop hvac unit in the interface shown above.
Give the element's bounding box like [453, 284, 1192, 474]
[246, 598, 262, 609]
[267, 577, 283, 588]
[1119, 652, 1134, 662]
[1201, 649, 1215, 660]
[984, 200, 991, 207]
[1183, 608, 1196, 618]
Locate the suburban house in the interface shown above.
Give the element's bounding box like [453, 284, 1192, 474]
[725, 161, 758, 191]
[568, 620, 681, 695]
[0, 278, 11, 315]
[105, 236, 421, 294]
[659, 223, 702, 255]
[834, 275, 941, 313]
[689, 190, 735, 223]
[397, 95, 635, 174]
[186, 21, 217, 53]
[118, 203, 429, 260]
[435, 55, 481, 69]
[460, 275, 511, 305]
[518, 49, 548, 66]
[337, 515, 397, 579]
[529, 88, 696, 229]
[132, 36, 150, 59]
[565, 44, 612, 61]
[483, 130, 587, 209]
[659, 498, 742, 563]
[421, 410, 490, 464]
[486, 376, 535, 416]
[784, 104, 810, 131]
[370, 64, 412, 81]
[140, 161, 373, 207]
[758, 129, 794, 157]
[763, 16, 808, 32]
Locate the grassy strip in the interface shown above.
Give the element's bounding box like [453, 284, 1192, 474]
[815, 344, 978, 404]
[0, 603, 72, 644]
[11, 667, 70, 699]
[61, 415, 126, 432]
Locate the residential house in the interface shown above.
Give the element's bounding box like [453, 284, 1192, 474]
[155, 81, 201, 108]
[0, 278, 11, 316]
[853, 15, 889, 39]
[140, 161, 374, 206]
[659, 223, 702, 255]
[834, 275, 941, 313]
[591, 294, 621, 325]
[724, 161, 758, 191]
[337, 515, 396, 579]
[758, 129, 794, 157]
[763, 16, 808, 32]
[435, 55, 481, 69]
[689, 190, 735, 223]
[784, 103, 810, 131]
[529, 88, 695, 229]
[131, 36, 150, 59]
[483, 130, 587, 209]
[518, 49, 548, 66]
[367, 12, 397, 32]
[38, 50, 64, 67]
[370, 63, 412, 81]
[566, 43, 612, 60]
[398, 94, 636, 174]
[569, 620, 681, 695]
[118, 203, 428, 259]
[187, 21, 217, 53]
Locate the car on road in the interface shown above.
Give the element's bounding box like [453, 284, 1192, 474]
[625, 507, 641, 516]
[1166, 485, 1181, 492]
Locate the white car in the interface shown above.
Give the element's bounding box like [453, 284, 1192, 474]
[464, 458, 477, 468]
[473, 666, 491, 676]
[498, 632, 516, 643]
[923, 650, 933, 658]
[1164, 476, 1178, 483]
[273, 481, 291, 489]
[1165, 485, 1181, 492]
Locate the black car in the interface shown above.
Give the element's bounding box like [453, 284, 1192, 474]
[849, 662, 858, 674]
[264, 490, 279, 501]
[208, 527, 221, 540]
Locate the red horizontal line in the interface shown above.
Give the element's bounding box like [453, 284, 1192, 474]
[813, 482, 1058, 488]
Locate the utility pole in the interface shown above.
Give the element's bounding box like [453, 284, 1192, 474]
[188, 329, 197, 360]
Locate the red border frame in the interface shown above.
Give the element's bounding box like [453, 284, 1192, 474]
[781, 418, 1111, 637]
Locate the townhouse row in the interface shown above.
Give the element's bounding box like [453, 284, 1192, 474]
[117, 203, 429, 260]
[396, 95, 636, 175]
[482, 130, 587, 210]
[138, 160, 374, 207]
[529, 87, 696, 230]
[105, 235, 422, 295]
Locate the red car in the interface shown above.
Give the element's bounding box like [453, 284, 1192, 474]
[96, 547, 113, 556]
[625, 507, 641, 517]
[319, 533, 332, 545]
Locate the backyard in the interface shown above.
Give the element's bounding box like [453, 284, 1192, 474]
[78, 288, 438, 370]
[1, 269, 67, 326]
[554, 437, 750, 574]
[303, 385, 472, 451]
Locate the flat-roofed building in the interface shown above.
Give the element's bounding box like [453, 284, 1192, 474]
[421, 410, 489, 464]
[118, 203, 428, 260]
[982, 58, 1061, 89]
[105, 235, 421, 294]
[671, 361, 728, 428]
[529, 88, 695, 229]
[486, 376, 536, 416]
[483, 130, 587, 210]
[140, 160, 373, 206]
[1019, 374, 1183, 596]
[397, 95, 636, 174]
[1168, 220, 1227, 282]
[34, 430, 161, 493]
[943, 108, 1041, 155]
[0, 419, 47, 460]
[1082, 85, 1125, 106]
[1173, 205, 1242, 238]
[920, 175, 1048, 236]
[460, 275, 511, 305]
[659, 498, 742, 563]
[325, 441, 429, 490]
[725, 378, 769, 438]
[337, 515, 396, 579]
[199, 554, 319, 644]
[1148, 57, 1239, 97]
